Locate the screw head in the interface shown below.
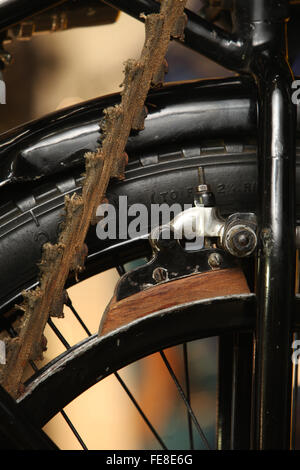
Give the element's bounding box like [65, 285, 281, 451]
[152, 267, 168, 283]
[208, 252, 223, 269]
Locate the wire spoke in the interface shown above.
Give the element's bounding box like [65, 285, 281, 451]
[112, 371, 168, 450]
[47, 317, 71, 350]
[5, 324, 88, 450]
[65, 295, 92, 337]
[117, 265, 126, 276]
[29, 359, 38, 372]
[66, 293, 168, 449]
[60, 410, 88, 450]
[183, 343, 194, 450]
[159, 350, 211, 450]
[28, 360, 88, 450]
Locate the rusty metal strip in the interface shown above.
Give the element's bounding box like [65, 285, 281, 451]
[0, 0, 188, 397]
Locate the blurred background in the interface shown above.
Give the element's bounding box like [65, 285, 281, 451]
[0, 0, 231, 132]
[2, 0, 298, 450]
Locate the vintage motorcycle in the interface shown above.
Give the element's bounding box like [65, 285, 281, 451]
[0, 0, 299, 450]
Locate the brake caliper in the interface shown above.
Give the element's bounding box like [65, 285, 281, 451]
[114, 167, 257, 301]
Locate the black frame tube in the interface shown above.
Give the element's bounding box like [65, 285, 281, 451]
[254, 58, 296, 448]
[249, 2, 296, 448]
[104, 0, 246, 72]
[0, 0, 293, 74]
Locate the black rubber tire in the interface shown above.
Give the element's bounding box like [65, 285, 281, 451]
[0, 136, 299, 315]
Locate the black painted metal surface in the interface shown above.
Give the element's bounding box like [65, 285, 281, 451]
[254, 62, 295, 448]
[0, 385, 57, 449]
[0, 76, 258, 186]
[15, 296, 300, 432]
[104, 0, 246, 71]
[116, 236, 236, 299]
[104, 0, 300, 72]
[245, 0, 296, 449]
[18, 294, 256, 428]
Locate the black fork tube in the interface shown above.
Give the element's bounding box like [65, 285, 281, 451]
[251, 16, 296, 448]
[254, 56, 296, 449]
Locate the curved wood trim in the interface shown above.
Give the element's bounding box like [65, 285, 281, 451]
[99, 267, 250, 336]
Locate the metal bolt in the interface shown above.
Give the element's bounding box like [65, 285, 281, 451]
[197, 184, 209, 192]
[236, 232, 250, 247]
[208, 252, 223, 269]
[225, 225, 257, 257]
[152, 267, 168, 283]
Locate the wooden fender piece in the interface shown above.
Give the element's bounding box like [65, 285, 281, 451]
[99, 268, 250, 336]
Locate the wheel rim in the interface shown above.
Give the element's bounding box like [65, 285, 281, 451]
[18, 294, 255, 431]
